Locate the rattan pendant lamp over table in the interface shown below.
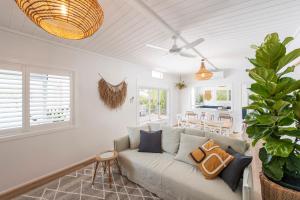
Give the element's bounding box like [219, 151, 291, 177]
[195, 59, 213, 80]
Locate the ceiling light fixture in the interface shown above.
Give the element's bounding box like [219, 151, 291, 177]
[195, 59, 213, 80]
[15, 0, 104, 40]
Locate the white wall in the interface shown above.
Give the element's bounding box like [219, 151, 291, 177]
[0, 29, 179, 191]
[180, 69, 250, 132]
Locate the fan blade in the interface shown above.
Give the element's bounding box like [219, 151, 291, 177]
[182, 38, 204, 49]
[179, 52, 196, 58]
[146, 44, 169, 52]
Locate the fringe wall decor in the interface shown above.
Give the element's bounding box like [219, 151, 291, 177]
[98, 78, 127, 109]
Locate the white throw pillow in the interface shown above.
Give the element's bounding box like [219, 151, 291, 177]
[162, 126, 184, 154]
[127, 125, 149, 149]
[175, 133, 208, 166]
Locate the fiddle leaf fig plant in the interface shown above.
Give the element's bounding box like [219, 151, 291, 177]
[245, 33, 300, 181]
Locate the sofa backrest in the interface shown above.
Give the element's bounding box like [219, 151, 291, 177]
[148, 122, 168, 131]
[183, 128, 205, 137]
[205, 132, 249, 154]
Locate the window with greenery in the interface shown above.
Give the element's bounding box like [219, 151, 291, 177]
[216, 89, 231, 101]
[193, 86, 231, 107]
[138, 88, 168, 123]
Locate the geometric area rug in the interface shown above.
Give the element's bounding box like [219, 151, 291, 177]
[13, 164, 161, 200]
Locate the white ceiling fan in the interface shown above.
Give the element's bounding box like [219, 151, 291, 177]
[146, 36, 204, 58]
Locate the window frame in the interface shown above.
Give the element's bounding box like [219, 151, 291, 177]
[192, 85, 233, 109]
[137, 86, 169, 125]
[0, 61, 75, 141]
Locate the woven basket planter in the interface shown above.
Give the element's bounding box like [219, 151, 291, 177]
[260, 172, 300, 200]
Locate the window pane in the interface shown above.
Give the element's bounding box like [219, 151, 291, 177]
[0, 69, 23, 130]
[159, 89, 167, 119]
[138, 88, 168, 123]
[195, 88, 203, 105]
[216, 90, 228, 101]
[149, 89, 159, 121]
[30, 73, 71, 126]
[139, 89, 150, 123]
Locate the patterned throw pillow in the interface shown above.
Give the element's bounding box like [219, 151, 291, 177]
[190, 140, 234, 179]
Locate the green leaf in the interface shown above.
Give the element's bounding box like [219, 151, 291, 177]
[264, 33, 280, 44]
[245, 112, 260, 126]
[278, 127, 297, 132]
[278, 66, 295, 77]
[248, 68, 277, 83]
[255, 101, 270, 109]
[256, 115, 276, 125]
[282, 96, 294, 104]
[256, 33, 286, 70]
[265, 138, 294, 157]
[275, 77, 296, 93]
[249, 69, 266, 83]
[247, 125, 272, 146]
[259, 147, 272, 164]
[245, 117, 257, 126]
[282, 36, 294, 46]
[249, 94, 263, 101]
[265, 82, 277, 95]
[285, 154, 300, 178]
[273, 100, 290, 114]
[277, 48, 300, 71]
[246, 125, 269, 137]
[248, 58, 263, 68]
[250, 83, 270, 98]
[277, 128, 300, 138]
[293, 101, 300, 120]
[244, 104, 265, 114]
[275, 80, 300, 99]
[263, 156, 285, 181]
[250, 44, 259, 49]
[278, 116, 294, 126]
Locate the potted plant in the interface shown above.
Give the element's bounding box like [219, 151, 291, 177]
[245, 33, 300, 200]
[176, 75, 187, 90]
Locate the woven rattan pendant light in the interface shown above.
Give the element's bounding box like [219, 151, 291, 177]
[195, 59, 213, 80]
[15, 0, 104, 40]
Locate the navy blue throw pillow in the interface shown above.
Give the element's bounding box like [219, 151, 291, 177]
[220, 146, 252, 191]
[138, 130, 162, 153]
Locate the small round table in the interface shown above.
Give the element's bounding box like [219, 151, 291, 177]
[92, 150, 121, 187]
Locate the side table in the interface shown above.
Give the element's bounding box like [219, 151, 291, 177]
[92, 150, 121, 188]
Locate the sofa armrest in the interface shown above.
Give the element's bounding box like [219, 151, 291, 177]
[242, 165, 253, 200]
[114, 135, 130, 152]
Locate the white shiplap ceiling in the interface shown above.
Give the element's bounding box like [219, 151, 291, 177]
[0, 0, 300, 74]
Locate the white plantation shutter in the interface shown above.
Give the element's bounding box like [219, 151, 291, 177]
[30, 73, 71, 126]
[0, 69, 23, 130]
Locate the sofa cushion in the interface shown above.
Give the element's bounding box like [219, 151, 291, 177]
[127, 125, 149, 149]
[118, 149, 175, 193]
[161, 126, 184, 154]
[139, 130, 162, 153]
[162, 160, 242, 200]
[220, 146, 253, 191]
[148, 122, 167, 131]
[175, 134, 208, 166]
[197, 140, 234, 179]
[205, 132, 248, 154]
[184, 127, 205, 137]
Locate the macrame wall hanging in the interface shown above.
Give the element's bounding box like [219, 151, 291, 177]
[98, 74, 127, 109]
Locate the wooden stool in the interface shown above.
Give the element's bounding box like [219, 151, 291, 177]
[92, 150, 121, 188]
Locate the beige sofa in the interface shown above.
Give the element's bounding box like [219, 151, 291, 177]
[114, 127, 252, 200]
